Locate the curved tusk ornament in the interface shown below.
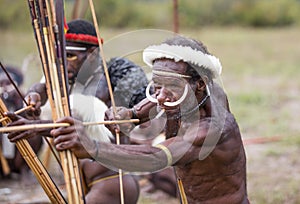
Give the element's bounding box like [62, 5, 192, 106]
[146, 81, 158, 103]
[164, 84, 188, 107]
[146, 81, 189, 107]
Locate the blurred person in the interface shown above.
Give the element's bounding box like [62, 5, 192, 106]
[0, 66, 24, 112]
[47, 35, 249, 203]
[0, 65, 43, 185]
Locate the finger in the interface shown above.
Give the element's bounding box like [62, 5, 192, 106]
[33, 108, 41, 117]
[115, 127, 120, 134]
[50, 125, 76, 138]
[55, 116, 76, 125]
[116, 108, 131, 120]
[34, 101, 42, 110]
[104, 107, 116, 120]
[8, 131, 29, 142]
[53, 133, 80, 152]
[29, 101, 42, 115]
[6, 118, 27, 127]
[25, 95, 32, 105]
[53, 133, 74, 146]
[4, 112, 20, 122]
[54, 140, 74, 151]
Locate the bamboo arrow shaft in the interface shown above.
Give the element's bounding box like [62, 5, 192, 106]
[0, 123, 69, 133]
[0, 119, 139, 133]
[83, 119, 139, 126]
[0, 105, 33, 123]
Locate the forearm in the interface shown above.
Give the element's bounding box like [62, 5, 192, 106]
[7, 119, 54, 142]
[93, 142, 170, 172]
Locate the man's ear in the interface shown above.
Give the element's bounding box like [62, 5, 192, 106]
[197, 76, 208, 93]
[87, 46, 97, 53]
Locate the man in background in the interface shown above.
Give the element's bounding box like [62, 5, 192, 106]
[0, 65, 43, 185]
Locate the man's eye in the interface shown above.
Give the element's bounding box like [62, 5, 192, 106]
[153, 85, 162, 91]
[66, 54, 78, 61]
[154, 84, 161, 88]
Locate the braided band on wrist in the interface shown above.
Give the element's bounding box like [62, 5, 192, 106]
[155, 144, 173, 167]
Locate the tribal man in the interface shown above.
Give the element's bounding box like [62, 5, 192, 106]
[49, 35, 250, 203]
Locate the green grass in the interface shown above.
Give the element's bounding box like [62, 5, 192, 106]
[1, 26, 300, 203]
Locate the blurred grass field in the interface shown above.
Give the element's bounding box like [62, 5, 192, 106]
[1, 26, 300, 204]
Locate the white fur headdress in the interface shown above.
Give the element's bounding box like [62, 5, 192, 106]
[143, 43, 222, 78]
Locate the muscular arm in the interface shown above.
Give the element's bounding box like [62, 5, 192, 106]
[92, 117, 221, 171]
[52, 116, 218, 172]
[92, 142, 172, 172]
[51, 117, 205, 172]
[52, 117, 184, 172]
[52, 109, 238, 173]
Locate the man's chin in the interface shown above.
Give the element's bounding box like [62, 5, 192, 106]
[68, 75, 76, 85]
[158, 105, 180, 116]
[68, 78, 75, 85]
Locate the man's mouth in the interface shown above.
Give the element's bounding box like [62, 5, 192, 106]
[68, 71, 74, 79]
[68, 72, 76, 84]
[156, 105, 179, 116]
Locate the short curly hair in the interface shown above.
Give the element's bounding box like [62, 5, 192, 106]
[105, 57, 149, 108]
[67, 19, 97, 37]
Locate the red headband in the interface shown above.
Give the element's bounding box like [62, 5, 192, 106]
[65, 33, 103, 46]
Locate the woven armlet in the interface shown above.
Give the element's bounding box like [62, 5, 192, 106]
[155, 144, 173, 166]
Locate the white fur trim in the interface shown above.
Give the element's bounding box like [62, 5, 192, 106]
[40, 94, 113, 143]
[69, 94, 113, 143]
[143, 44, 222, 78]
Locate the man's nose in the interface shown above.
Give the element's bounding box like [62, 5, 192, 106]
[66, 62, 72, 71]
[156, 87, 171, 104]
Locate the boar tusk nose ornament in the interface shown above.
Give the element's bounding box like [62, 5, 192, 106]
[146, 81, 189, 107]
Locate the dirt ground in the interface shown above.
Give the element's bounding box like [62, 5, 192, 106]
[0, 173, 179, 204]
[0, 144, 257, 204]
[1, 136, 299, 204]
[0, 153, 179, 204]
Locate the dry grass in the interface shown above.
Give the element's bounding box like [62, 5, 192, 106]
[1, 26, 300, 203]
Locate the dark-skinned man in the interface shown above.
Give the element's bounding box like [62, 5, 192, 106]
[47, 35, 249, 204]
